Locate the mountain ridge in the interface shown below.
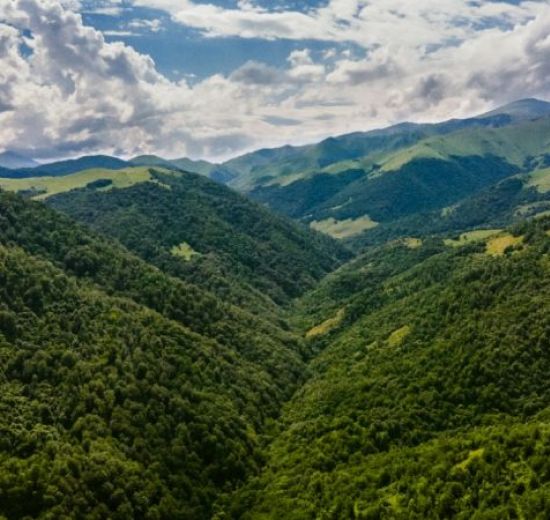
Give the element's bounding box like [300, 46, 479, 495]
[3, 98, 548, 181]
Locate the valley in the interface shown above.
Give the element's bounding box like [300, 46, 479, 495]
[1, 99, 550, 519]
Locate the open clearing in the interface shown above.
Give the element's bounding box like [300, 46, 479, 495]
[486, 234, 523, 256]
[402, 237, 423, 249]
[387, 325, 411, 347]
[455, 448, 485, 471]
[444, 229, 502, 247]
[306, 308, 345, 338]
[171, 242, 201, 261]
[0, 167, 174, 199]
[527, 168, 550, 193]
[310, 215, 378, 239]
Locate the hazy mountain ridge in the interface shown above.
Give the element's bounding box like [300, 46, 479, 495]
[0, 151, 39, 169]
[219, 98, 550, 190]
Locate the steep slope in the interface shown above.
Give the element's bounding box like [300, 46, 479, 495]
[222, 217, 550, 519]
[45, 167, 349, 308]
[222, 98, 550, 192]
[0, 189, 309, 519]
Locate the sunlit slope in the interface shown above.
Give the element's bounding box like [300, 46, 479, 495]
[380, 117, 550, 172]
[0, 166, 175, 199]
[223, 218, 550, 519]
[220, 99, 550, 192]
[247, 116, 550, 244]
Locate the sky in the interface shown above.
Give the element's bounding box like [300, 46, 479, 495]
[0, 0, 549, 162]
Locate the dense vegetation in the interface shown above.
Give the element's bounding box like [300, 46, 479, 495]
[0, 190, 312, 518]
[252, 155, 519, 225]
[216, 100, 550, 245]
[48, 169, 348, 309]
[220, 217, 550, 518]
[1, 99, 550, 519]
[347, 174, 550, 250]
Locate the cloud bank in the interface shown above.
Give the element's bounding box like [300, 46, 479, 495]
[0, 0, 549, 161]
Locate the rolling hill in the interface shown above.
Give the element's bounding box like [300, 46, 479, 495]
[6, 155, 130, 178]
[130, 155, 237, 184]
[37, 166, 350, 310]
[0, 165, 170, 200]
[0, 151, 39, 169]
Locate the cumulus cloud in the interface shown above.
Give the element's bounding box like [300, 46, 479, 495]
[0, 0, 550, 161]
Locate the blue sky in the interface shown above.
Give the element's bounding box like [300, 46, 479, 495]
[81, 1, 355, 81]
[0, 0, 549, 161]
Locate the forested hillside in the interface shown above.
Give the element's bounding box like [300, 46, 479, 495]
[213, 99, 550, 246]
[347, 169, 550, 250]
[1, 100, 550, 520]
[46, 167, 348, 309]
[0, 190, 313, 519]
[221, 217, 550, 519]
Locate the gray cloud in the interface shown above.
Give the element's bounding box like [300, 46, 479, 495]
[230, 61, 285, 85]
[263, 115, 302, 126]
[0, 0, 549, 162]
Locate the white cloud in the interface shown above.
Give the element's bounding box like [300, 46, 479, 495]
[127, 18, 163, 32]
[83, 6, 124, 16]
[134, 0, 339, 40]
[132, 0, 543, 49]
[103, 29, 136, 36]
[0, 0, 549, 162]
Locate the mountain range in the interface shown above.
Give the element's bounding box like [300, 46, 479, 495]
[1, 98, 550, 518]
[2, 98, 550, 247]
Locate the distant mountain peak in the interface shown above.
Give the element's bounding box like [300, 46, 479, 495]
[479, 97, 550, 120]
